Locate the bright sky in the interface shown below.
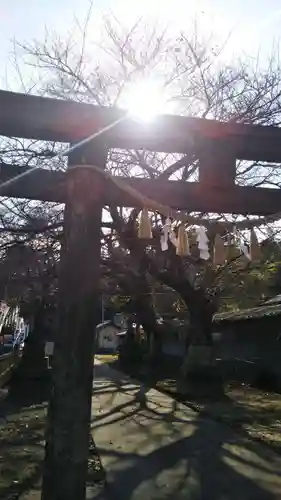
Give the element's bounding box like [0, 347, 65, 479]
[1, 0, 281, 89]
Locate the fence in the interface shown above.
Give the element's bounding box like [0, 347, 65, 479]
[0, 350, 21, 387]
[213, 315, 281, 389]
[0, 323, 29, 388]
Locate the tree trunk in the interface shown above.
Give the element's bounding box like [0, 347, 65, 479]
[177, 285, 223, 398]
[119, 278, 162, 372]
[16, 299, 47, 380]
[181, 309, 214, 374]
[42, 142, 107, 500]
[134, 282, 162, 363]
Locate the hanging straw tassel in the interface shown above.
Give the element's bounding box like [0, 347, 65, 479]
[213, 234, 226, 266]
[138, 208, 152, 239]
[161, 218, 171, 251]
[196, 227, 210, 260]
[176, 224, 190, 256]
[250, 229, 261, 262]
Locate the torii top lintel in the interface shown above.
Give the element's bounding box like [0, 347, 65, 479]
[1, 90, 281, 163]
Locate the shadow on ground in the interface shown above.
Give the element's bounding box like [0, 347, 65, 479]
[102, 356, 281, 458]
[0, 362, 104, 500]
[92, 362, 281, 500]
[0, 378, 47, 500]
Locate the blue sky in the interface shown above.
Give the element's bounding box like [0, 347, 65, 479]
[1, 0, 281, 89]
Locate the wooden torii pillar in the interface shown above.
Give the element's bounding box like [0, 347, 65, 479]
[42, 140, 108, 500]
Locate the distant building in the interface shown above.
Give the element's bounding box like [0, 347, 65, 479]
[95, 320, 126, 352]
[212, 296, 281, 389]
[113, 313, 127, 328]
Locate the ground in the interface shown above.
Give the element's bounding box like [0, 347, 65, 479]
[0, 396, 45, 497]
[96, 354, 281, 457]
[92, 360, 281, 499]
[1, 353, 281, 499]
[158, 379, 281, 455]
[0, 382, 105, 500]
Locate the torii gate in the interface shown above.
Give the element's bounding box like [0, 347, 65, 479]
[1, 90, 281, 500]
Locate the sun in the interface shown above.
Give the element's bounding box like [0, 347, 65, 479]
[122, 79, 169, 122]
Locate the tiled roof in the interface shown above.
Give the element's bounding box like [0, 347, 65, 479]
[96, 320, 123, 331]
[213, 302, 281, 323]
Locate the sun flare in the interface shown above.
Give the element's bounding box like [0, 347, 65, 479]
[123, 79, 169, 122]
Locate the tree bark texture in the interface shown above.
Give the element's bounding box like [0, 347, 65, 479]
[42, 141, 108, 500]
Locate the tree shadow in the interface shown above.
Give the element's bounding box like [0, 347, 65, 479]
[0, 363, 51, 422]
[175, 386, 281, 458]
[0, 409, 44, 500]
[117, 354, 281, 459]
[100, 426, 280, 499]
[0, 372, 106, 499]
[92, 362, 281, 499]
[0, 460, 42, 500]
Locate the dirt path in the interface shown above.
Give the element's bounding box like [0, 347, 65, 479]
[92, 360, 281, 499]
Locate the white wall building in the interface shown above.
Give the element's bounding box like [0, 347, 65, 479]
[96, 321, 125, 352]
